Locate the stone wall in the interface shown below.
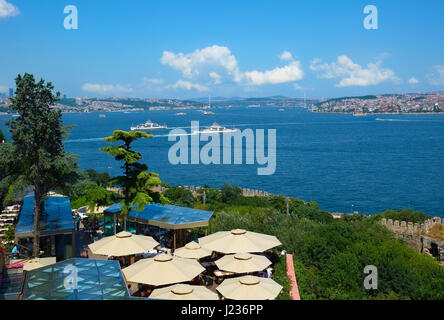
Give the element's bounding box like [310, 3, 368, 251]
[422, 236, 444, 262]
[182, 186, 271, 198]
[380, 217, 444, 262]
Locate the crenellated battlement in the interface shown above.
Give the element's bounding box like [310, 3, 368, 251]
[182, 185, 272, 197]
[381, 217, 444, 262]
[380, 217, 443, 235]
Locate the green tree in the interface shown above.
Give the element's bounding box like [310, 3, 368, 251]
[196, 186, 221, 205]
[85, 169, 111, 187]
[220, 184, 242, 203]
[0, 132, 8, 211]
[6, 73, 66, 257]
[372, 209, 430, 224]
[101, 130, 167, 230]
[163, 186, 195, 208]
[83, 183, 118, 212]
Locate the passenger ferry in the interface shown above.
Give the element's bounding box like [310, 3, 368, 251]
[193, 123, 238, 135]
[130, 120, 167, 131]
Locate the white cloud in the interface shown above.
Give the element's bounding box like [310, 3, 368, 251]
[310, 55, 399, 87]
[408, 77, 419, 84]
[209, 72, 222, 84]
[161, 45, 303, 87]
[0, 0, 19, 18]
[279, 51, 293, 61]
[243, 61, 304, 85]
[141, 77, 163, 85]
[82, 83, 133, 94]
[161, 45, 242, 81]
[167, 80, 208, 92]
[427, 65, 444, 86]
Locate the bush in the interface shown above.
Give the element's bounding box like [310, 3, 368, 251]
[163, 186, 195, 208]
[372, 209, 431, 224]
[207, 201, 444, 300]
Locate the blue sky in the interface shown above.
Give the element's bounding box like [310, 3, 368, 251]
[0, 0, 443, 99]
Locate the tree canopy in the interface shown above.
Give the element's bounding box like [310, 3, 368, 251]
[3, 73, 72, 257]
[101, 130, 167, 229]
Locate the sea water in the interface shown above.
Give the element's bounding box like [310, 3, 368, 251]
[1, 107, 443, 217]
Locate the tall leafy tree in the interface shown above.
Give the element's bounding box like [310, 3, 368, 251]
[101, 130, 167, 230]
[6, 73, 66, 257]
[0, 130, 8, 211]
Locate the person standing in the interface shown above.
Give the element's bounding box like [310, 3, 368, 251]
[75, 214, 80, 232]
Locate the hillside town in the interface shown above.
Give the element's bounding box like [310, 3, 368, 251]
[311, 92, 444, 115]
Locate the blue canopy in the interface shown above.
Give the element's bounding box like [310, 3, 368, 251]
[22, 258, 130, 300]
[15, 195, 75, 238]
[104, 203, 213, 230]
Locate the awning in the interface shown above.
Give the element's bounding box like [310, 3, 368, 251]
[104, 203, 213, 230]
[15, 195, 75, 239]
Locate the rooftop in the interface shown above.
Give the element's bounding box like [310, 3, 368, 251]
[15, 195, 75, 238]
[22, 258, 130, 300]
[105, 203, 213, 230]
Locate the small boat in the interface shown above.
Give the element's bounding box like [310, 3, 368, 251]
[203, 111, 215, 115]
[278, 108, 285, 112]
[193, 123, 238, 135]
[175, 112, 186, 116]
[99, 114, 106, 118]
[130, 120, 167, 131]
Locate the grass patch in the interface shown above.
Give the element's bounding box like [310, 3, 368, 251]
[426, 224, 444, 240]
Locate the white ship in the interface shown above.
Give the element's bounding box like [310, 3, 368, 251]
[130, 120, 167, 131]
[175, 112, 186, 116]
[193, 123, 238, 135]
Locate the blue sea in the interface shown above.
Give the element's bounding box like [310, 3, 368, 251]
[1, 107, 443, 217]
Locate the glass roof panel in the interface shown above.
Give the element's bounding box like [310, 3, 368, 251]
[22, 258, 130, 300]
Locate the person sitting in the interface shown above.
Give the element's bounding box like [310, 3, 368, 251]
[11, 244, 20, 259]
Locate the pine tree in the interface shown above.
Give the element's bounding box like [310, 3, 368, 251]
[101, 130, 167, 230]
[7, 73, 65, 257]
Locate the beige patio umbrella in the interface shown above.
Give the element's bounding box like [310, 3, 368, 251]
[122, 254, 205, 286]
[149, 284, 219, 300]
[88, 231, 159, 257]
[22, 257, 57, 271]
[174, 241, 212, 259]
[216, 275, 282, 300]
[199, 229, 281, 254]
[215, 253, 272, 274]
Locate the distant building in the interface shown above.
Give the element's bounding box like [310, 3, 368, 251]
[9, 88, 13, 97]
[63, 94, 67, 99]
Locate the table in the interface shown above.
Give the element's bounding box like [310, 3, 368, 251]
[214, 270, 234, 277]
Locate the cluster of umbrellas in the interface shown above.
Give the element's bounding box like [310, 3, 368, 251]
[88, 228, 283, 300]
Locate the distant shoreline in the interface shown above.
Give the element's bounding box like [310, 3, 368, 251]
[3, 108, 444, 117]
[311, 111, 444, 115]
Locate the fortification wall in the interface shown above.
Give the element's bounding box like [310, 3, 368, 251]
[182, 186, 271, 197]
[380, 217, 444, 261]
